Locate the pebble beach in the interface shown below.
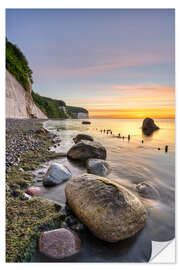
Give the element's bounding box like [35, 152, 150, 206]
[6, 118, 175, 263]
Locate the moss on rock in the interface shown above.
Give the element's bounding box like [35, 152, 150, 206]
[6, 196, 63, 262]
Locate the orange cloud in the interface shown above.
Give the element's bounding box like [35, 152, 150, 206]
[111, 85, 174, 94]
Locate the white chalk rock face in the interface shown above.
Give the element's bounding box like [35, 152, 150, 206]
[77, 112, 89, 119]
[43, 163, 72, 186]
[6, 69, 47, 119]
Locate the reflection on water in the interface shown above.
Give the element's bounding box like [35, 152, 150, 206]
[46, 118, 175, 150]
[33, 118, 175, 262]
[142, 128, 159, 140]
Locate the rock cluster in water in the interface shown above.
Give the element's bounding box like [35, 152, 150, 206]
[6, 118, 173, 262]
[65, 173, 147, 242]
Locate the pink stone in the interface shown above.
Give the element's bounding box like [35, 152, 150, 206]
[26, 186, 42, 196]
[39, 228, 81, 259]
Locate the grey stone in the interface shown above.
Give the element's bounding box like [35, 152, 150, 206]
[67, 140, 106, 161]
[136, 182, 160, 200]
[43, 163, 72, 186]
[86, 158, 111, 176]
[73, 134, 94, 144]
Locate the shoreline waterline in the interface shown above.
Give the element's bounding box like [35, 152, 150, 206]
[6, 118, 175, 262]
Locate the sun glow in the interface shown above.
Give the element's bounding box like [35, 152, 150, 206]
[88, 108, 175, 119]
[68, 85, 175, 119]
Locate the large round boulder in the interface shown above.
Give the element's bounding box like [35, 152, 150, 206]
[136, 182, 160, 200]
[142, 118, 159, 131]
[39, 228, 81, 259]
[73, 134, 94, 144]
[67, 140, 106, 161]
[65, 173, 147, 242]
[43, 163, 72, 186]
[86, 158, 111, 176]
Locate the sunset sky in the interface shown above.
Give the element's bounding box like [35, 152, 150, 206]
[6, 9, 175, 118]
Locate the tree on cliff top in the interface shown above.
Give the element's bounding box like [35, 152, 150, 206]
[6, 38, 33, 91]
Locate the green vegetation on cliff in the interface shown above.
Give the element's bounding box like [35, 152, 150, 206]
[32, 91, 88, 119]
[32, 91, 67, 118]
[6, 38, 33, 91]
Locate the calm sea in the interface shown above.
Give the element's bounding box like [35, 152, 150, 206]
[32, 118, 175, 262]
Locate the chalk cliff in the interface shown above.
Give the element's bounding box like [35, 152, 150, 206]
[6, 70, 47, 119]
[77, 112, 89, 119]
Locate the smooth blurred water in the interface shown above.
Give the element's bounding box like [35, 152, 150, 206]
[32, 118, 175, 262]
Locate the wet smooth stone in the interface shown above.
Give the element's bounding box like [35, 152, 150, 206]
[136, 182, 160, 200]
[39, 228, 81, 259]
[26, 186, 42, 196]
[86, 158, 111, 176]
[73, 134, 94, 144]
[65, 173, 147, 242]
[43, 163, 72, 186]
[67, 140, 107, 160]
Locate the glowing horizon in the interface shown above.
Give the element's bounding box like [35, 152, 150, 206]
[88, 108, 175, 119]
[68, 84, 175, 118]
[6, 9, 175, 119]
